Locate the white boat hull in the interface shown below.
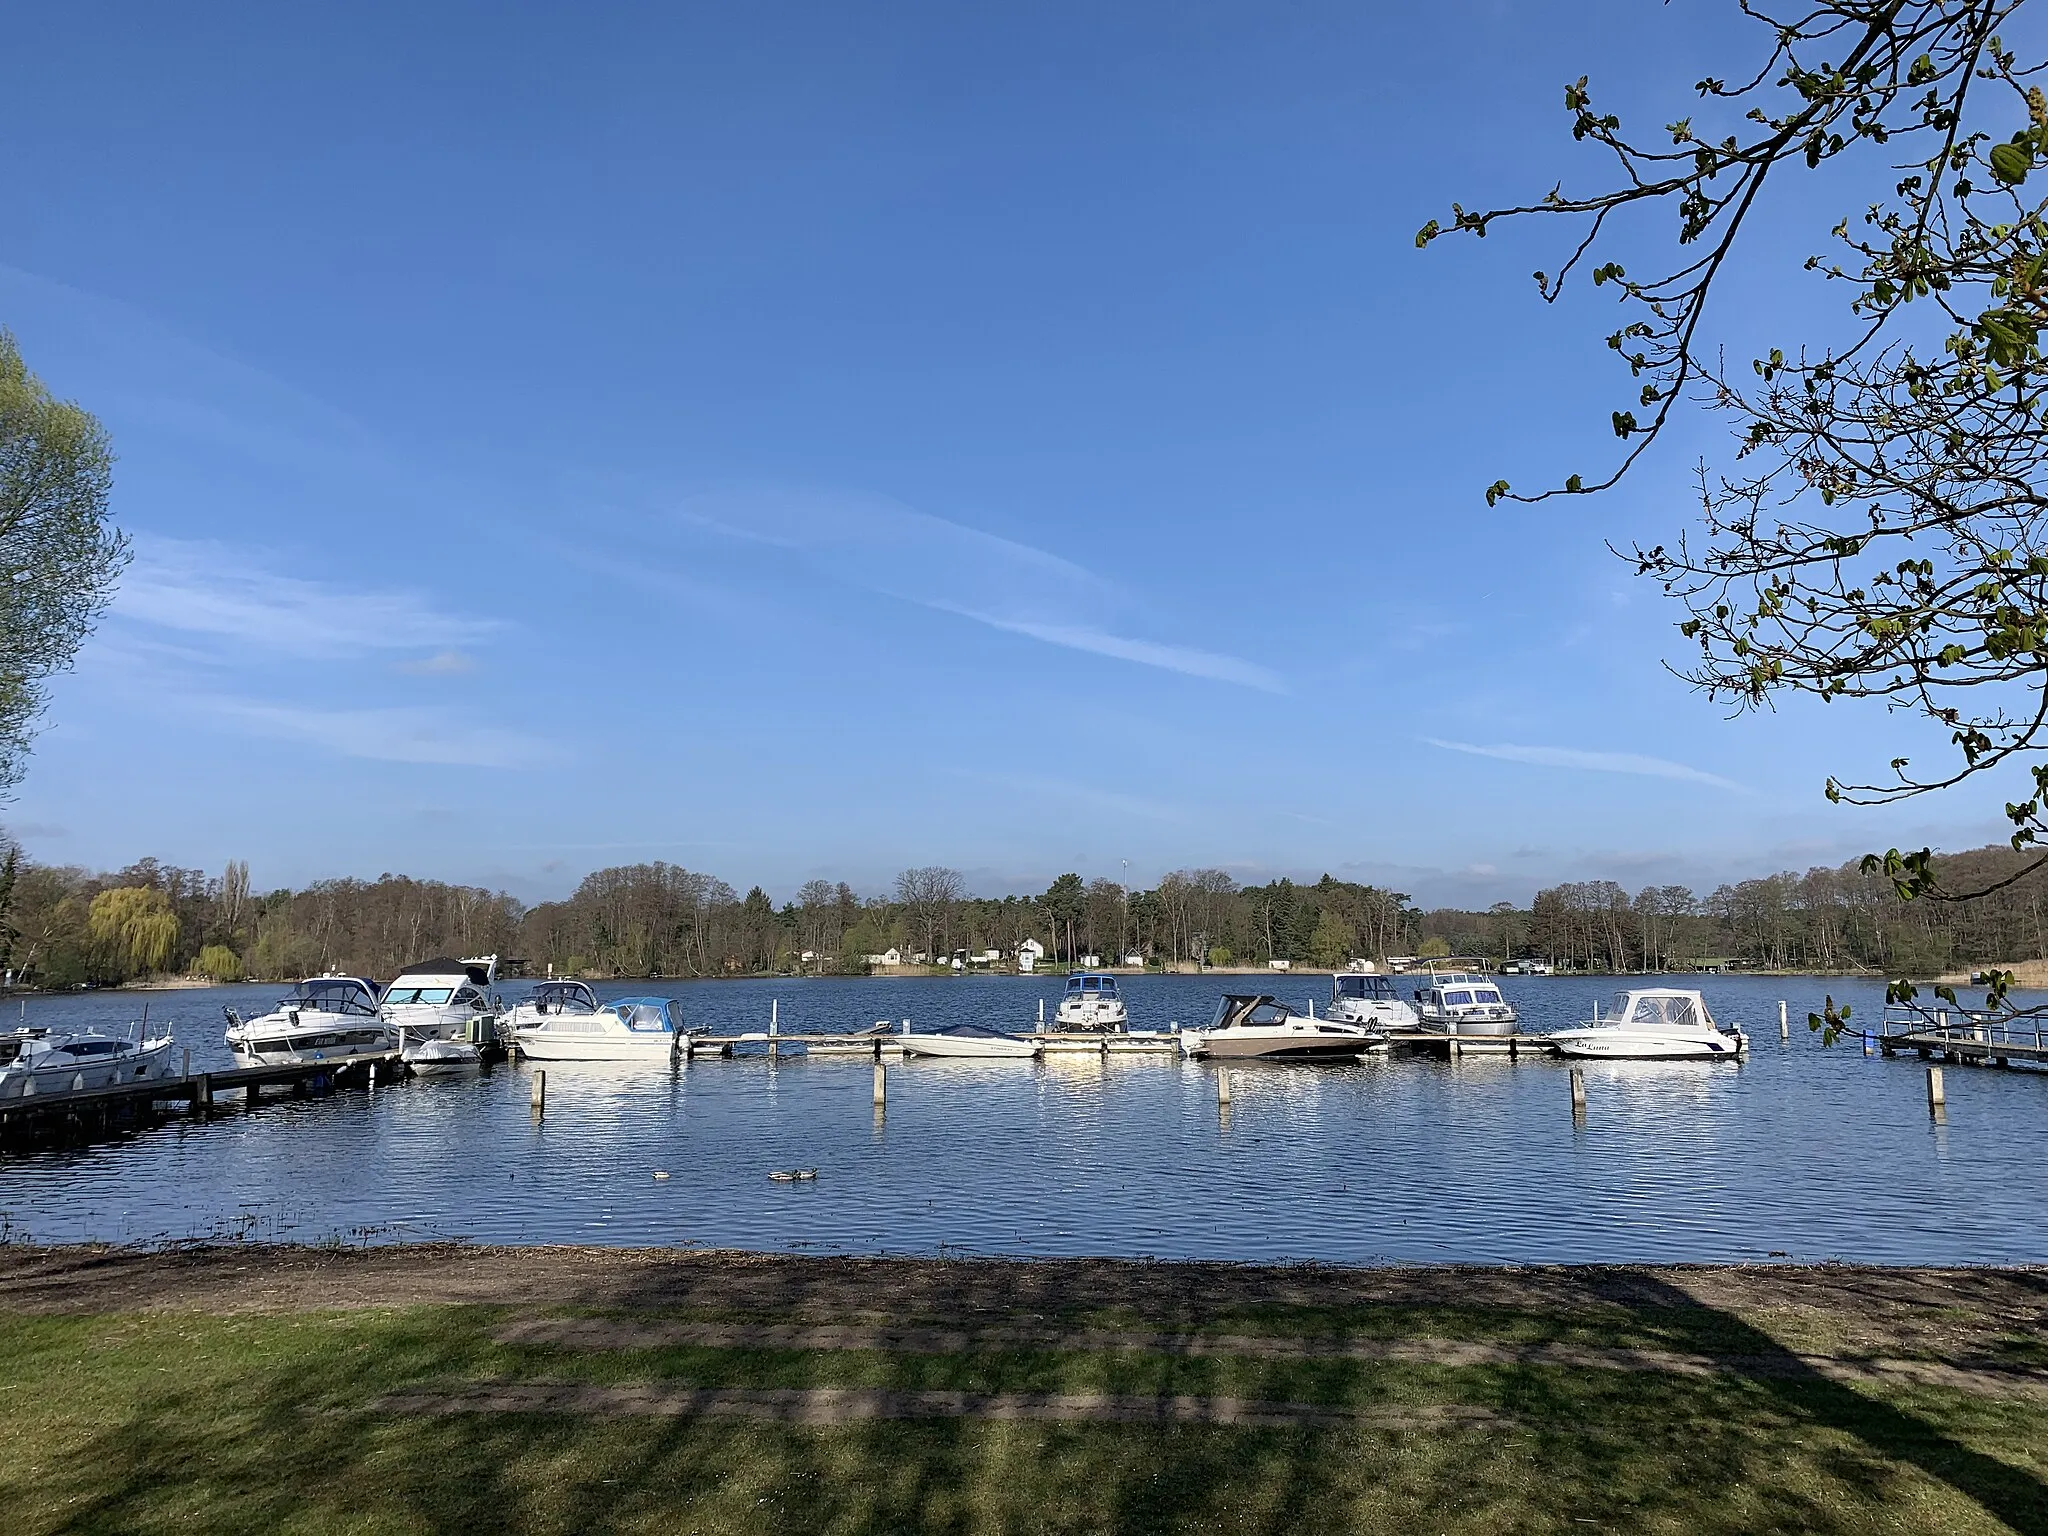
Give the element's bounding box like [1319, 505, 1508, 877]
[1551, 1029, 1745, 1060]
[403, 1038, 484, 1073]
[1181, 1025, 1379, 1060]
[0, 1037, 180, 1099]
[898, 1035, 1040, 1059]
[512, 1028, 678, 1062]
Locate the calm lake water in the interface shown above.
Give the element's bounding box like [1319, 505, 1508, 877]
[0, 973, 2043, 1265]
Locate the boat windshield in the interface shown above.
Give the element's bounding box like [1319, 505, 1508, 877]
[1335, 975, 1396, 1001]
[934, 1023, 1017, 1039]
[1629, 994, 1701, 1027]
[532, 982, 598, 1013]
[1065, 975, 1118, 996]
[1444, 990, 1474, 1006]
[286, 980, 377, 1016]
[1472, 988, 1502, 1005]
[615, 1002, 673, 1033]
[383, 986, 454, 1006]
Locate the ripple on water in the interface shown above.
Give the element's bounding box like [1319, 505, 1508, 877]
[0, 973, 2042, 1263]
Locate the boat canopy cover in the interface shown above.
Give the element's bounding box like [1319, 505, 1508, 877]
[1612, 990, 1707, 1028]
[284, 977, 380, 1016]
[610, 997, 679, 1033]
[1207, 994, 1295, 1030]
[1064, 973, 1119, 996]
[531, 980, 599, 1013]
[1334, 974, 1398, 1001]
[392, 956, 493, 986]
[928, 1022, 1028, 1040]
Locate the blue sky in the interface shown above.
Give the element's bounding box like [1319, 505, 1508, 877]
[0, 0, 2026, 906]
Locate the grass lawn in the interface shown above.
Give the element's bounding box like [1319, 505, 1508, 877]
[0, 1245, 2043, 1534]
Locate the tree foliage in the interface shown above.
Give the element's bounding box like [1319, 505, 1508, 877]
[1423, 3, 2048, 915]
[0, 331, 126, 789]
[87, 886, 178, 975]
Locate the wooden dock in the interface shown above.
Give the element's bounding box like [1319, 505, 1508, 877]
[1877, 1010, 2048, 1070]
[1385, 1030, 1560, 1059]
[0, 1050, 406, 1138]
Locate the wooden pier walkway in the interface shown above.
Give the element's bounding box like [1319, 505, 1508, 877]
[0, 1050, 405, 1136]
[1877, 1012, 2048, 1070]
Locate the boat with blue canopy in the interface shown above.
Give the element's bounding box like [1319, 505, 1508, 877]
[511, 994, 683, 1062]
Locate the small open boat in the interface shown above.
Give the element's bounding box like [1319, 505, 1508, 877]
[1550, 988, 1747, 1060]
[897, 1022, 1041, 1059]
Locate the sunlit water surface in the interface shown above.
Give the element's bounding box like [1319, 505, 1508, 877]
[0, 974, 2042, 1265]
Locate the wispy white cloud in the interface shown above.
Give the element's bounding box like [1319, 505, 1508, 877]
[114, 534, 494, 660]
[939, 609, 1286, 692]
[1423, 738, 1745, 792]
[200, 699, 551, 768]
[674, 489, 1283, 692]
[395, 650, 478, 676]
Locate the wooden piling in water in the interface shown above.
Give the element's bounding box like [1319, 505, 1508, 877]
[769, 999, 779, 1060]
[192, 1074, 211, 1112]
[872, 1062, 886, 1108]
[1779, 1001, 1788, 1041]
[1216, 1069, 1232, 1106]
[530, 1070, 546, 1117]
[1569, 1068, 1586, 1115]
[1927, 1065, 1945, 1116]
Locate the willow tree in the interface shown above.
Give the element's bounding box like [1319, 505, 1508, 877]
[88, 886, 179, 978]
[1422, 1, 2048, 1024]
[0, 332, 127, 790]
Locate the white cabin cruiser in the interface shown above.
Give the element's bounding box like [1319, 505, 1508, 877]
[1054, 972, 1128, 1030]
[1412, 970, 1518, 1036]
[511, 994, 682, 1062]
[225, 975, 393, 1066]
[501, 980, 601, 1036]
[381, 955, 500, 1069]
[1179, 994, 1382, 1060]
[1551, 988, 1747, 1060]
[0, 1027, 180, 1099]
[1325, 971, 1420, 1031]
[897, 1021, 1041, 1059]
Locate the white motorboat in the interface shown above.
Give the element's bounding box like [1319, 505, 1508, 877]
[1411, 969, 1518, 1036]
[0, 1026, 180, 1099]
[1178, 994, 1382, 1060]
[511, 994, 683, 1062]
[500, 979, 601, 1036]
[382, 955, 500, 1068]
[1551, 988, 1747, 1059]
[1325, 970, 1420, 1031]
[1054, 971, 1128, 1030]
[897, 1022, 1041, 1059]
[225, 975, 394, 1066]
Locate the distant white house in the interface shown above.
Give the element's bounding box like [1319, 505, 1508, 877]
[1269, 959, 1292, 971]
[1080, 953, 1102, 968]
[1122, 952, 1145, 968]
[1017, 938, 1045, 974]
[865, 948, 904, 968]
[970, 949, 1001, 967]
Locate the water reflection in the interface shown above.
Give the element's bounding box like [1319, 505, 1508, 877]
[0, 973, 2042, 1263]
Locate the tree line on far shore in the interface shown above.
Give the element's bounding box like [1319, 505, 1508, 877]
[2, 842, 2044, 988]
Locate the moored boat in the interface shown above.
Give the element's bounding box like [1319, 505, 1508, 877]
[1054, 972, 1128, 1030]
[1325, 970, 1420, 1031]
[511, 994, 683, 1062]
[383, 956, 500, 1069]
[1550, 988, 1747, 1059]
[0, 1026, 180, 1099]
[897, 1022, 1041, 1059]
[1411, 969, 1518, 1036]
[225, 975, 393, 1066]
[1178, 994, 1381, 1060]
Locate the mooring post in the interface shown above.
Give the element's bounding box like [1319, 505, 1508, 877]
[770, 999, 779, 1060]
[181, 1046, 190, 1079]
[1569, 1068, 1587, 1116]
[530, 1069, 546, 1118]
[872, 1061, 886, 1109]
[246, 1081, 260, 1105]
[1217, 1068, 1232, 1106]
[192, 1073, 211, 1112]
[1927, 1065, 1946, 1117]
[1779, 1001, 1788, 1041]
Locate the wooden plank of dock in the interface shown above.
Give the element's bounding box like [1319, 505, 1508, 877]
[0, 1051, 406, 1131]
